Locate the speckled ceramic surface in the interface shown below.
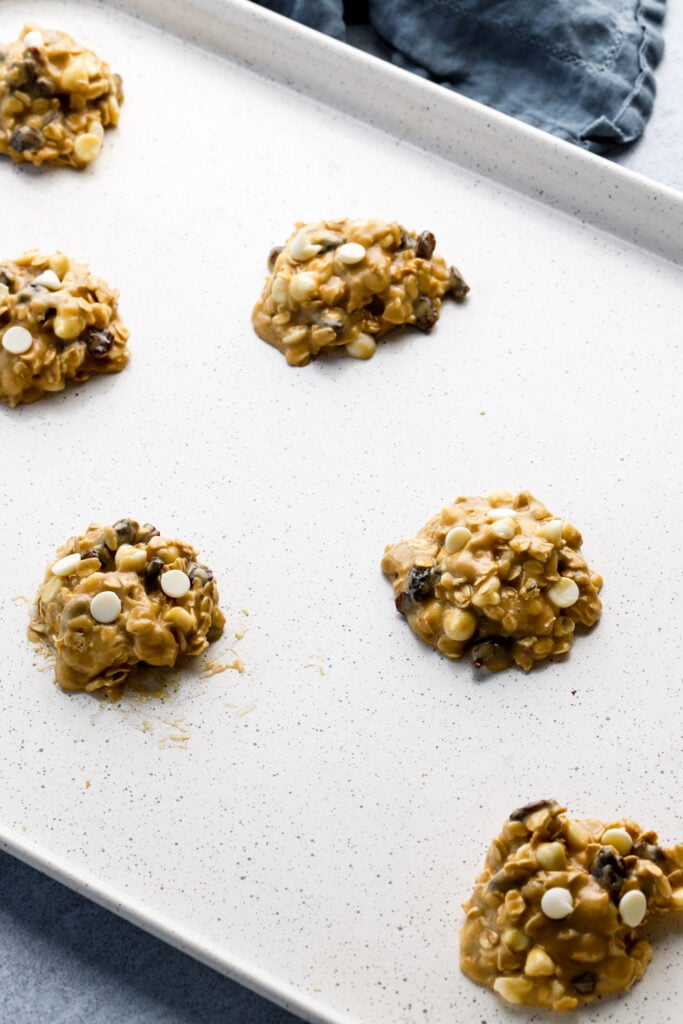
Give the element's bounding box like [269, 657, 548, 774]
[1, 2, 682, 1023]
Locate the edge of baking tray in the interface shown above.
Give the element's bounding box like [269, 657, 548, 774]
[0, 825, 357, 1024]
[1, 2, 681, 1022]
[103, 0, 683, 265]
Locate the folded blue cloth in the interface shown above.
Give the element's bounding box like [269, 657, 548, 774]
[252, 0, 667, 153]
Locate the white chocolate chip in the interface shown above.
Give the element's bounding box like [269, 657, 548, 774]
[619, 889, 647, 928]
[61, 59, 89, 93]
[538, 519, 564, 546]
[1, 325, 33, 354]
[161, 569, 191, 598]
[443, 608, 477, 642]
[601, 827, 633, 855]
[289, 228, 322, 262]
[445, 526, 471, 553]
[89, 120, 105, 142]
[524, 946, 555, 977]
[288, 272, 317, 303]
[487, 507, 517, 521]
[540, 887, 574, 920]
[535, 842, 567, 871]
[73, 132, 103, 165]
[114, 544, 147, 573]
[337, 242, 366, 265]
[0, 283, 9, 305]
[547, 576, 580, 608]
[491, 517, 516, 540]
[51, 553, 82, 577]
[492, 976, 533, 1004]
[53, 312, 85, 341]
[32, 269, 62, 291]
[345, 333, 376, 360]
[90, 591, 122, 624]
[271, 275, 288, 305]
[23, 30, 45, 48]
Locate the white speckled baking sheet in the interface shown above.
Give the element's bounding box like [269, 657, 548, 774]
[1, 2, 682, 1022]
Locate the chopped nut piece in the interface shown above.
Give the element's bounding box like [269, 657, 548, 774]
[0, 24, 123, 168]
[382, 491, 602, 671]
[29, 519, 225, 695]
[253, 218, 468, 365]
[461, 801, 683, 1010]
[0, 251, 128, 406]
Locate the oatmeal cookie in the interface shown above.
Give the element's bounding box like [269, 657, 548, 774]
[0, 250, 129, 406]
[0, 24, 122, 168]
[252, 218, 468, 365]
[29, 519, 226, 694]
[381, 490, 602, 671]
[461, 800, 683, 1010]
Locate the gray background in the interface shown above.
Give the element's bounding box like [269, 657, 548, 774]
[1, 2, 681, 1022]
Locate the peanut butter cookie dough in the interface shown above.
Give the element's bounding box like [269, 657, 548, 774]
[0, 250, 129, 406]
[381, 491, 602, 671]
[0, 24, 122, 168]
[29, 519, 226, 695]
[461, 800, 683, 1010]
[252, 218, 468, 366]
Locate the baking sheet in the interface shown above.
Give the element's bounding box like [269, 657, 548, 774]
[1, 2, 682, 1022]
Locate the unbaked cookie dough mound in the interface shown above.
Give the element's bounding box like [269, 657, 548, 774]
[381, 491, 602, 671]
[0, 250, 129, 406]
[461, 800, 683, 1010]
[252, 218, 469, 366]
[0, 24, 122, 168]
[30, 519, 226, 695]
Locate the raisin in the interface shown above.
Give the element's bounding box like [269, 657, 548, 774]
[137, 523, 160, 542]
[487, 867, 530, 893]
[632, 841, 666, 867]
[509, 799, 555, 822]
[144, 557, 164, 586]
[571, 971, 598, 995]
[413, 297, 439, 332]
[267, 246, 283, 271]
[84, 328, 113, 358]
[313, 313, 346, 336]
[590, 847, 627, 902]
[365, 295, 385, 318]
[449, 265, 470, 302]
[34, 76, 55, 97]
[395, 591, 413, 615]
[9, 125, 43, 152]
[470, 639, 513, 671]
[399, 230, 416, 250]
[189, 563, 213, 583]
[408, 565, 438, 602]
[415, 231, 436, 259]
[111, 519, 136, 545]
[317, 235, 343, 252]
[80, 549, 100, 562]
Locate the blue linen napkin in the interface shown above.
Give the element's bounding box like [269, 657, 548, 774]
[252, 0, 667, 153]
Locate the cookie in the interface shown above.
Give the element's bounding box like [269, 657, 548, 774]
[381, 491, 602, 671]
[0, 250, 129, 406]
[29, 519, 226, 694]
[461, 800, 683, 1009]
[252, 218, 468, 365]
[0, 24, 122, 168]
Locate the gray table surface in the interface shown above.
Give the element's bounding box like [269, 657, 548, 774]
[2, 4, 682, 1022]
